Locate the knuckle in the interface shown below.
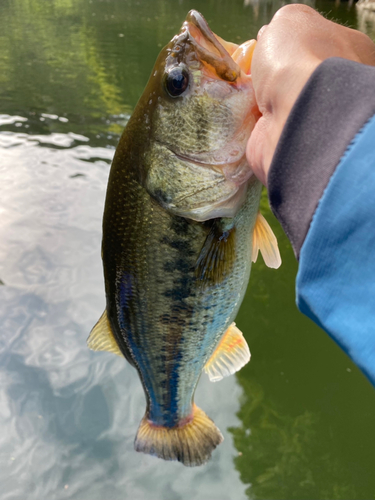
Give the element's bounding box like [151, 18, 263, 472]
[272, 3, 315, 22]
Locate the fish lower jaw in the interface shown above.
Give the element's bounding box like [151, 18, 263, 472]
[171, 179, 250, 222]
[174, 145, 250, 170]
[172, 149, 254, 187]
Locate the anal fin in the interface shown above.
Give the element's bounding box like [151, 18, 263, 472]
[204, 323, 250, 382]
[87, 310, 123, 356]
[252, 212, 282, 269]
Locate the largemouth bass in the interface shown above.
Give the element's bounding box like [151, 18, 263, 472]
[88, 10, 281, 467]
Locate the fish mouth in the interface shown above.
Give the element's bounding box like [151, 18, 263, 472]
[183, 11, 240, 81]
[168, 10, 258, 178]
[184, 10, 256, 78]
[173, 12, 258, 190]
[181, 10, 258, 176]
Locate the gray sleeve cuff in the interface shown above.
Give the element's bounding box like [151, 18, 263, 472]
[268, 57, 375, 258]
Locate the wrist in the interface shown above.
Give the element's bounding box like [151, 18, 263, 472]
[268, 58, 375, 257]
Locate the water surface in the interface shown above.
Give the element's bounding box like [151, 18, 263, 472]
[1, 1, 375, 499]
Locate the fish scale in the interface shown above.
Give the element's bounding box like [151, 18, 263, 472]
[107, 167, 261, 424]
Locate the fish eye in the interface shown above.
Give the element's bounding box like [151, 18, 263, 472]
[165, 66, 189, 97]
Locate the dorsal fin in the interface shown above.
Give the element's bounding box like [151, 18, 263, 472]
[252, 212, 281, 269]
[195, 223, 236, 287]
[204, 323, 250, 382]
[87, 310, 123, 356]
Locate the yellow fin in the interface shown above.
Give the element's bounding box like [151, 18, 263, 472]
[195, 223, 236, 287]
[252, 212, 282, 269]
[204, 322, 250, 382]
[134, 404, 223, 467]
[87, 310, 123, 356]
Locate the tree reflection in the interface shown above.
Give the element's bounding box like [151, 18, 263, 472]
[229, 377, 356, 500]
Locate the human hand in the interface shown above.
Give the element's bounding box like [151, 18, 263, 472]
[246, 4, 375, 186]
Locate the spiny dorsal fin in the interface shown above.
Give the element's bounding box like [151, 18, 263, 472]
[195, 223, 236, 287]
[252, 212, 281, 269]
[204, 323, 250, 382]
[87, 310, 123, 356]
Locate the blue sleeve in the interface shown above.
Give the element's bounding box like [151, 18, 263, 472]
[267, 58, 375, 385]
[297, 115, 375, 385]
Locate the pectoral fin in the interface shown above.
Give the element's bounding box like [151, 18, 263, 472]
[252, 212, 281, 269]
[87, 310, 123, 356]
[195, 223, 236, 287]
[204, 323, 250, 382]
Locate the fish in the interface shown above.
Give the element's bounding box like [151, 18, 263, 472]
[88, 10, 281, 467]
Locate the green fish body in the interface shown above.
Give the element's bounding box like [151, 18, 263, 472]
[89, 10, 280, 466]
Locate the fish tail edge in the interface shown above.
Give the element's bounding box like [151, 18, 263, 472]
[134, 404, 223, 467]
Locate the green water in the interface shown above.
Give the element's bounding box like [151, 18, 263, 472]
[1, 1, 375, 499]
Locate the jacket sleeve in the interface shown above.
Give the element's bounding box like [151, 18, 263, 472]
[267, 57, 375, 385]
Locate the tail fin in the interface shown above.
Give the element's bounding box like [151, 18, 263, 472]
[134, 405, 223, 467]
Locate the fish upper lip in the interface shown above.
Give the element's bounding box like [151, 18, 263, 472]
[182, 10, 241, 82]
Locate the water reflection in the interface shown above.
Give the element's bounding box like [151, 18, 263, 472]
[230, 378, 357, 499]
[0, 120, 247, 499]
